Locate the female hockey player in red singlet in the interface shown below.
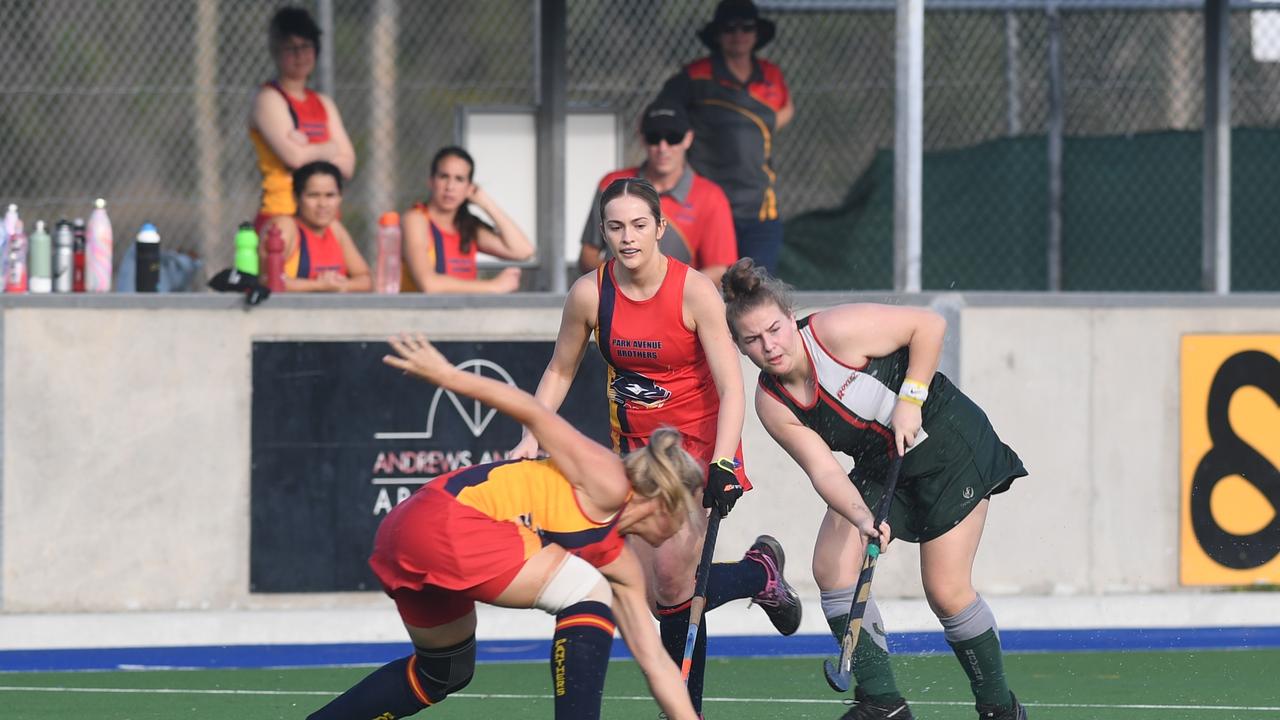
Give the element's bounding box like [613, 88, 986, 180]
[510, 177, 800, 714]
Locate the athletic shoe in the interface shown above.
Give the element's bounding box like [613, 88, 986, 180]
[839, 687, 915, 719]
[976, 692, 1028, 720]
[743, 535, 802, 636]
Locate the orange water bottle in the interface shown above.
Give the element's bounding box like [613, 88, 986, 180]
[375, 212, 402, 294]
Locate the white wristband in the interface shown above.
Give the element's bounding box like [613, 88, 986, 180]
[898, 378, 928, 406]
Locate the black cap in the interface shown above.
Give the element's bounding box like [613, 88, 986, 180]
[640, 100, 690, 137]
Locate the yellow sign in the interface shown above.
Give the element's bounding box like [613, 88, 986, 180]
[1180, 335, 1280, 585]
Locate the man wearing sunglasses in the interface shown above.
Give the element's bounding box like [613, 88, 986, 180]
[578, 100, 737, 286]
[657, 0, 794, 277]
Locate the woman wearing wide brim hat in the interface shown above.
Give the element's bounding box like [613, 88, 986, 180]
[697, 0, 778, 51]
[657, 0, 794, 279]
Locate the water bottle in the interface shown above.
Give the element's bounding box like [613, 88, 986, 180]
[135, 223, 161, 293]
[234, 221, 260, 276]
[2, 204, 20, 290]
[85, 198, 113, 292]
[5, 222, 27, 293]
[28, 220, 52, 294]
[72, 218, 86, 292]
[53, 220, 73, 293]
[264, 223, 285, 292]
[375, 211, 402, 294]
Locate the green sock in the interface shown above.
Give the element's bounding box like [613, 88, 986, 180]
[826, 615, 903, 703]
[948, 628, 1013, 707]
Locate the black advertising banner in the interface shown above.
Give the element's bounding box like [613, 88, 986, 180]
[250, 340, 610, 593]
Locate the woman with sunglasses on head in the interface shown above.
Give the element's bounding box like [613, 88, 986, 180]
[513, 177, 800, 717]
[657, 0, 794, 275]
[306, 333, 705, 720]
[249, 6, 356, 236]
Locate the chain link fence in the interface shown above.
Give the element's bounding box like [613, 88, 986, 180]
[1, 1, 1278, 291]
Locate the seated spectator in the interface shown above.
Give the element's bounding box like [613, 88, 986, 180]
[578, 100, 736, 286]
[401, 146, 534, 294]
[260, 161, 371, 293]
[249, 6, 356, 236]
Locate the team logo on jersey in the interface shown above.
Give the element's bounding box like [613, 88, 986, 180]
[610, 372, 671, 409]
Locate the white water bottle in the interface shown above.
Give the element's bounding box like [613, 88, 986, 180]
[85, 198, 113, 292]
[374, 211, 402, 294]
[2, 204, 19, 291]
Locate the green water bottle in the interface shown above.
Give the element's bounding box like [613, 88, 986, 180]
[234, 221, 260, 276]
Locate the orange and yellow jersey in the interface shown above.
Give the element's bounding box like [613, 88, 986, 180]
[594, 258, 719, 455]
[249, 81, 331, 217]
[284, 219, 348, 279]
[433, 458, 627, 569]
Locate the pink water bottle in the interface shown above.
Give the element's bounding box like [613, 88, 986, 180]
[4, 221, 27, 293]
[375, 211, 402, 294]
[85, 198, 113, 292]
[265, 223, 285, 292]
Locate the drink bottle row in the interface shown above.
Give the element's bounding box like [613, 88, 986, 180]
[0, 200, 163, 293]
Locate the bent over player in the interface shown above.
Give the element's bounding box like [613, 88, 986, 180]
[722, 258, 1030, 720]
[306, 333, 705, 720]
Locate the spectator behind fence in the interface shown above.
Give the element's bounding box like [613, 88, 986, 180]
[259, 161, 371, 293]
[658, 0, 794, 275]
[400, 146, 534, 294]
[578, 100, 737, 287]
[249, 6, 356, 235]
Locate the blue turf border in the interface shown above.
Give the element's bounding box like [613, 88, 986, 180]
[2, 626, 1279, 672]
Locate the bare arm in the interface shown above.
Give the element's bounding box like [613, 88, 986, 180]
[814, 304, 946, 455]
[685, 271, 744, 463]
[333, 222, 371, 292]
[600, 546, 699, 720]
[511, 275, 598, 457]
[317, 94, 357, 179]
[470, 186, 534, 261]
[756, 388, 885, 541]
[775, 97, 795, 130]
[251, 88, 343, 170]
[384, 334, 626, 506]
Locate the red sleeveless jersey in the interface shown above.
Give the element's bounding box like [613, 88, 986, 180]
[286, 220, 348, 279]
[594, 258, 718, 455]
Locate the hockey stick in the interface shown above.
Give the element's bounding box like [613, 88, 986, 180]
[823, 452, 903, 692]
[680, 509, 722, 684]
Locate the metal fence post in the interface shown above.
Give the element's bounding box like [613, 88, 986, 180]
[316, 0, 335, 97]
[894, 0, 924, 293]
[1046, 1, 1064, 292]
[1203, 0, 1231, 294]
[1005, 10, 1022, 137]
[195, 0, 223, 275]
[369, 0, 398, 243]
[536, 0, 568, 294]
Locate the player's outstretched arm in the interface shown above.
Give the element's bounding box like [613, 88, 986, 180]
[385, 333, 625, 503]
[601, 546, 699, 720]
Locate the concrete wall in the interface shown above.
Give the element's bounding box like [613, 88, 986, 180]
[2, 293, 1276, 612]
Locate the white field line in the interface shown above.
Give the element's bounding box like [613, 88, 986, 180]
[0, 686, 1278, 712]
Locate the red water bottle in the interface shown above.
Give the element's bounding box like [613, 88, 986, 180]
[265, 223, 285, 292]
[72, 218, 86, 292]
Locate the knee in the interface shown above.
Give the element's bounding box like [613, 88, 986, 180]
[923, 580, 977, 619]
[412, 636, 476, 703]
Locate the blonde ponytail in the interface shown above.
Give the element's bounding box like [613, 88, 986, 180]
[622, 427, 703, 520]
